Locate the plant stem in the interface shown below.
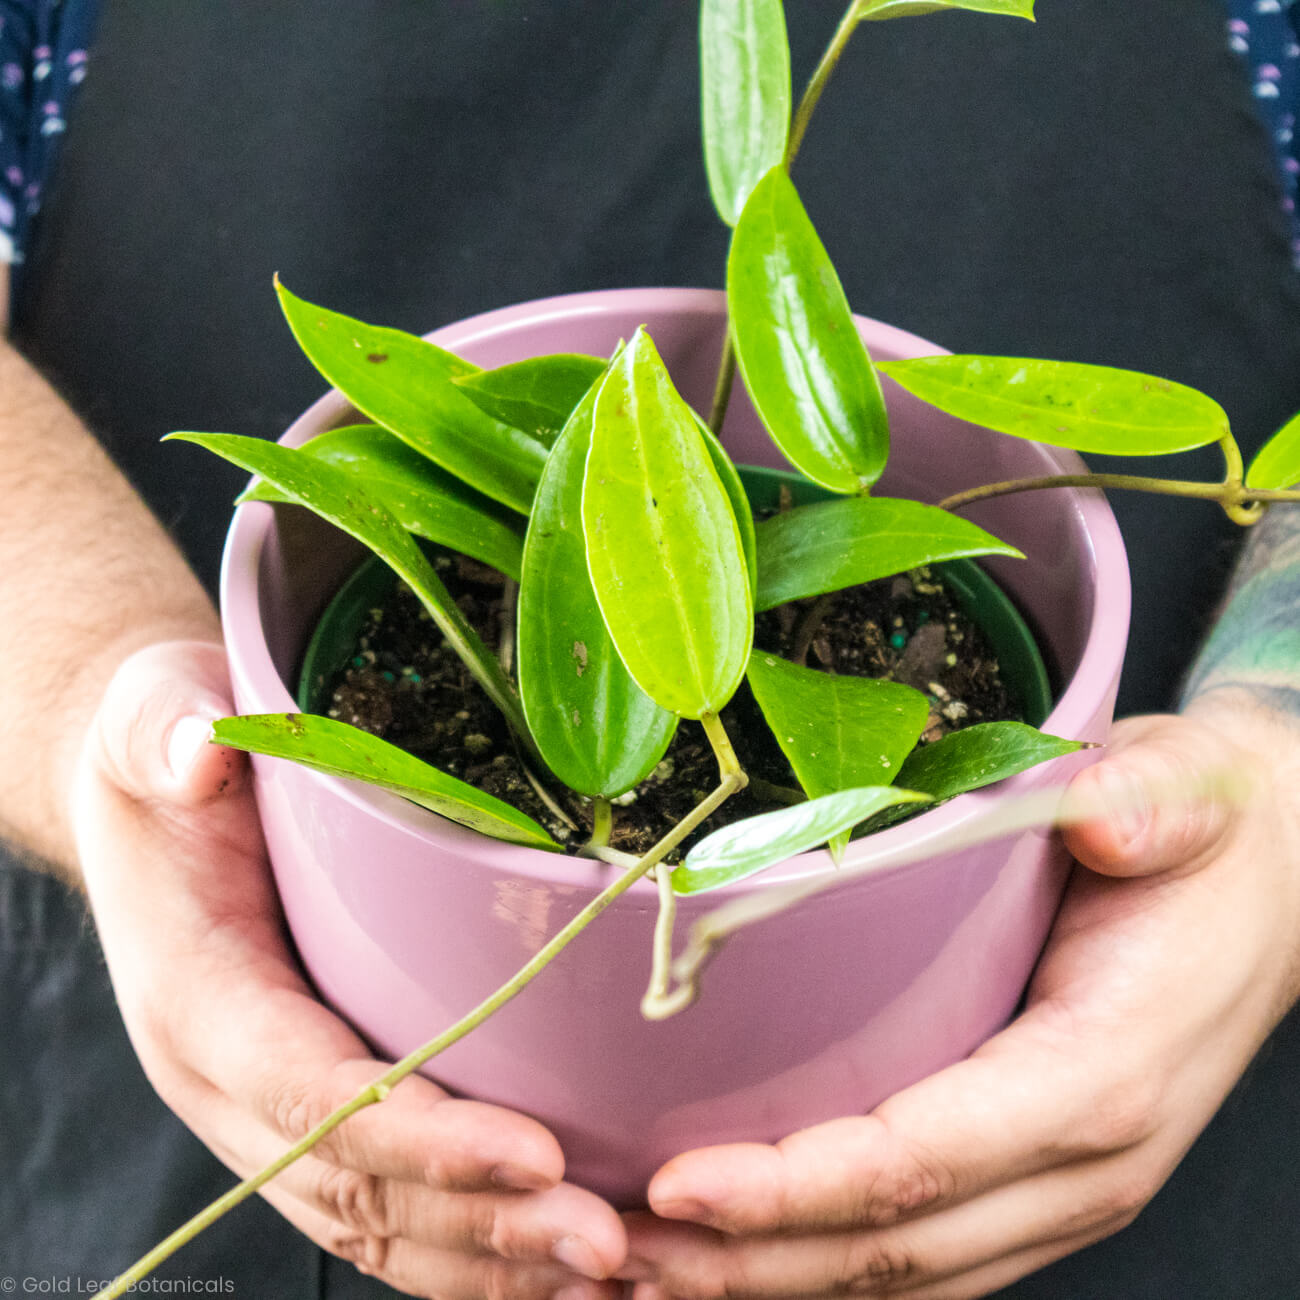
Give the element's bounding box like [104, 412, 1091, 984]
[792, 592, 836, 667]
[497, 577, 518, 675]
[937, 472, 1300, 517]
[786, 3, 863, 168]
[700, 711, 746, 785]
[749, 775, 807, 806]
[641, 861, 686, 1018]
[100, 774, 746, 1296]
[708, 328, 738, 436]
[1216, 432, 1265, 525]
[589, 795, 613, 850]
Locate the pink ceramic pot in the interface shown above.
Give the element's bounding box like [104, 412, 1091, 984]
[220, 288, 1129, 1207]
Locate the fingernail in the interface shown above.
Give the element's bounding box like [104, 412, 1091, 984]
[552, 1234, 607, 1281]
[167, 714, 216, 779]
[1096, 767, 1148, 846]
[491, 1162, 552, 1191]
[653, 1197, 713, 1225]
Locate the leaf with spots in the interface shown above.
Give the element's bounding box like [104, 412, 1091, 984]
[582, 328, 753, 719]
[878, 356, 1229, 455]
[167, 431, 533, 757]
[672, 785, 932, 894]
[238, 424, 526, 579]
[276, 280, 548, 513]
[452, 353, 608, 446]
[754, 495, 1020, 611]
[747, 650, 929, 858]
[213, 714, 558, 849]
[518, 376, 677, 797]
[893, 721, 1084, 802]
[728, 166, 889, 493]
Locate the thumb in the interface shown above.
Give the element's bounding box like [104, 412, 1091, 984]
[88, 640, 247, 806]
[1061, 713, 1247, 878]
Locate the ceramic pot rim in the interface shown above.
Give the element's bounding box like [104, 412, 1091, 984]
[220, 287, 1130, 895]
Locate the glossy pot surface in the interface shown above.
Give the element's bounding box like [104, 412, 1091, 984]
[220, 288, 1130, 1206]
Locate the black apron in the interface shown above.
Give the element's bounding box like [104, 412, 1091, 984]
[6, 2, 1300, 1294]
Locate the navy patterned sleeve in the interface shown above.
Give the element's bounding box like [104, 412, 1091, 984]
[0, 0, 98, 268]
[1224, 0, 1300, 264]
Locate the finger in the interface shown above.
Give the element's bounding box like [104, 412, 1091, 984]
[625, 1141, 1153, 1298]
[257, 1174, 621, 1300]
[88, 640, 248, 806]
[643, 1029, 1158, 1238]
[1061, 714, 1246, 877]
[198, 1085, 626, 1278]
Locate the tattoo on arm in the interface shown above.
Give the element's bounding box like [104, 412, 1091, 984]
[1182, 505, 1300, 718]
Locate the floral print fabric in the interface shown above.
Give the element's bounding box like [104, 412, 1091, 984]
[1226, 0, 1300, 262]
[0, 0, 97, 266]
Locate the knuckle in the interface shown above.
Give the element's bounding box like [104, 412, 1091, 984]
[838, 1234, 918, 1293]
[1088, 1168, 1161, 1232]
[317, 1163, 394, 1238]
[327, 1226, 391, 1278]
[265, 1073, 334, 1144]
[479, 1257, 526, 1300]
[860, 1149, 953, 1227]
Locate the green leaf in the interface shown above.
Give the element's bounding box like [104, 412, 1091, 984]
[747, 650, 929, 856]
[582, 329, 753, 719]
[168, 431, 532, 752]
[275, 280, 547, 514]
[700, 0, 792, 226]
[854, 0, 1034, 21]
[697, 416, 759, 595]
[451, 354, 607, 445]
[214, 714, 558, 849]
[729, 166, 889, 493]
[878, 355, 1229, 455]
[1246, 409, 1300, 490]
[238, 425, 526, 580]
[894, 721, 1084, 802]
[754, 495, 1022, 611]
[672, 785, 932, 894]
[518, 381, 678, 797]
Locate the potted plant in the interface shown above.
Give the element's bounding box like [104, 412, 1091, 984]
[101, 0, 1300, 1289]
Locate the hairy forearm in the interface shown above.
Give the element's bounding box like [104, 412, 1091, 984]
[1181, 504, 1300, 717]
[0, 330, 219, 879]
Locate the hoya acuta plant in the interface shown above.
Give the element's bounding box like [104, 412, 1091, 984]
[108, 0, 1300, 1289]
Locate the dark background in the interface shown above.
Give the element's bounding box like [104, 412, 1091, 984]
[5, 2, 1300, 1294]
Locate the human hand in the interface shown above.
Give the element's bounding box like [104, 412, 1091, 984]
[617, 700, 1300, 1298]
[73, 640, 626, 1299]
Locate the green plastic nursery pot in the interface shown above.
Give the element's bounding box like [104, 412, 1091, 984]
[297, 467, 1053, 728]
[221, 286, 1130, 1207]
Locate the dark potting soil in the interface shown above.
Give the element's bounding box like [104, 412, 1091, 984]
[321, 551, 1020, 858]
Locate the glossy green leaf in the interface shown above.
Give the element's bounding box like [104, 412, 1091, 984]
[748, 650, 929, 856]
[238, 424, 526, 579]
[894, 721, 1084, 802]
[214, 713, 557, 849]
[754, 495, 1022, 611]
[451, 354, 607, 444]
[168, 432, 531, 749]
[878, 355, 1229, 455]
[854, 0, 1034, 21]
[518, 382, 677, 796]
[1246, 409, 1300, 490]
[672, 785, 931, 894]
[275, 281, 547, 514]
[582, 329, 753, 719]
[700, 0, 792, 226]
[729, 166, 889, 493]
[697, 416, 759, 595]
